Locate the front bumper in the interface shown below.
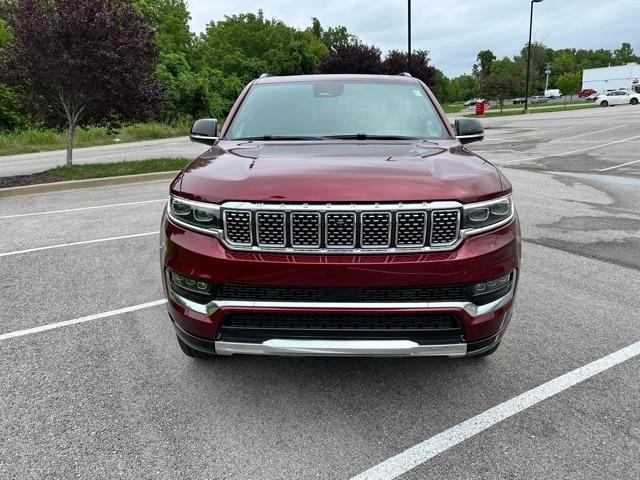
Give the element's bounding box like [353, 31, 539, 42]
[162, 213, 520, 357]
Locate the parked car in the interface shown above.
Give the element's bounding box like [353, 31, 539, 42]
[531, 95, 548, 104]
[163, 74, 520, 359]
[512, 97, 526, 105]
[463, 98, 484, 107]
[578, 89, 596, 97]
[597, 90, 640, 107]
[544, 89, 562, 99]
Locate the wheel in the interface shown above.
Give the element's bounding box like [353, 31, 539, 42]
[600, 100, 609, 107]
[176, 335, 217, 359]
[471, 340, 501, 358]
[631, 98, 638, 105]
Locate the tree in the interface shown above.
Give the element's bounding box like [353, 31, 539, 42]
[478, 74, 520, 113]
[450, 74, 477, 102]
[382, 50, 437, 87]
[556, 72, 581, 105]
[1, 0, 163, 165]
[473, 50, 496, 78]
[135, 0, 193, 56]
[194, 12, 326, 82]
[613, 42, 638, 65]
[316, 41, 382, 74]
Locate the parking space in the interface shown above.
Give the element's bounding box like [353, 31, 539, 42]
[1, 106, 639, 479]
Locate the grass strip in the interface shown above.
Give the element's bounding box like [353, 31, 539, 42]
[47, 157, 190, 180]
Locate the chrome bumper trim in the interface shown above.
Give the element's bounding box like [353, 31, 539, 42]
[167, 269, 517, 318]
[215, 339, 467, 357]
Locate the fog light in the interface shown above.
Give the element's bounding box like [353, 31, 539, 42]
[168, 270, 213, 295]
[471, 272, 512, 296]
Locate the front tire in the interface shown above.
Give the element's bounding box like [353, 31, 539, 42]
[600, 100, 609, 107]
[631, 98, 638, 105]
[176, 335, 217, 359]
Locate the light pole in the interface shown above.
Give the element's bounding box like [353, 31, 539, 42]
[524, 0, 543, 113]
[408, 0, 412, 73]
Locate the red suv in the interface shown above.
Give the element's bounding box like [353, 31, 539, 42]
[161, 74, 520, 359]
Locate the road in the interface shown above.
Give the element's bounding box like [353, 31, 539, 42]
[0, 136, 208, 177]
[1, 106, 639, 479]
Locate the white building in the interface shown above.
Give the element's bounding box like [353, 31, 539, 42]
[582, 63, 640, 93]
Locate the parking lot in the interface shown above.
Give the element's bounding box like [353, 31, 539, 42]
[1, 106, 639, 479]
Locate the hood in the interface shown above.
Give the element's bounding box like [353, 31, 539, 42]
[172, 140, 506, 204]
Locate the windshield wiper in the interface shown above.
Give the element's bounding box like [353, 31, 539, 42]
[322, 134, 421, 140]
[234, 135, 324, 141]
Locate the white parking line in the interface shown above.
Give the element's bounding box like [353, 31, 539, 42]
[503, 133, 640, 165]
[556, 124, 628, 141]
[0, 231, 159, 258]
[0, 199, 166, 220]
[597, 159, 640, 172]
[0, 300, 166, 340]
[482, 126, 573, 143]
[351, 340, 640, 480]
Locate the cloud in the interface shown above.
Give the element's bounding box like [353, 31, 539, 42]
[187, 0, 638, 76]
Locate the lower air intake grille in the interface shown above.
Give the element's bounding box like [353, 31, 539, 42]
[222, 312, 459, 330]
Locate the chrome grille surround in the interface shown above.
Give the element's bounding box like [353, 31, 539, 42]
[167, 195, 514, 254]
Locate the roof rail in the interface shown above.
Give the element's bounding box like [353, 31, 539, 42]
[258, 73, 270, 79]
[398, 72, 412, 77]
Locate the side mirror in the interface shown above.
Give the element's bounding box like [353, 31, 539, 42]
[190, 118, 219, 145]
[454, 118, 484, 145]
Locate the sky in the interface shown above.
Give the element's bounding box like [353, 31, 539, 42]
[186, 0, 639, 77]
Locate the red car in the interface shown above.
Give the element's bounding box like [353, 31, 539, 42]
[578, 89, 596, 97]
[161, 74, 521, 359]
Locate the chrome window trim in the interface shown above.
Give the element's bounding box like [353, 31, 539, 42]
[360, 211, 392, 249]
[167, 270, 517, 318]
[223, 209, 253, 246]
[167, 195, 514, 254]
[395, 211, 427, 248]
[290, 212, 321, 248]
[256, 211, 287, 247]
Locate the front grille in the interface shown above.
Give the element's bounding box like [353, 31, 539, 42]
[431, 210, 460, 245]
[224, 210, 252, 245]
[326, 213, 356, 247]
[256, 212, 286, 246]
[221, 203, 463, 252]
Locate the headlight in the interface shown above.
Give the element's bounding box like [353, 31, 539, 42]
[462, 195, 513, 230]
[168, 196, 222, 231]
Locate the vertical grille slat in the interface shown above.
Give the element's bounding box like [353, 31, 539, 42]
[361, 212, 392, 248]
[223, 210, 252, 245]
[256, 212, 286, 246]
[221, 205, 462, 251]
[325, 213, 356, 248]
[396, 212, 427, 247]
[431, 210, 460, 245]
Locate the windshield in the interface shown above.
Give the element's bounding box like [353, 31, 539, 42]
[226, 80, 449, 140]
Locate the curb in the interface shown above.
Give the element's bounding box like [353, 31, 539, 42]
[0, 171, 180, 198]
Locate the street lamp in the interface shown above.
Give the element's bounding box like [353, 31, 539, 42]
[523, 0, 543, 114]
[408, 0, 412, 73]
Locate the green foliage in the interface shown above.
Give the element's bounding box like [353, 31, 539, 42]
[449, 74, 476, 102]
[193, 12, 327, 82]
[478, 73, 521, 112]
[556, 72, 582, 101]
[613, 42, 638, 64]
[473, 50, 496, 78]
[430, 69, 452, 104]
[0, 123, 187, 155]
[135, 0, 193, 55]
[47, 157, 190, 180]
[0, 83, 27, 131]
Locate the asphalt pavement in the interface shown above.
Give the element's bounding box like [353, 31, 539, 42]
[1, 106, 639, 479]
